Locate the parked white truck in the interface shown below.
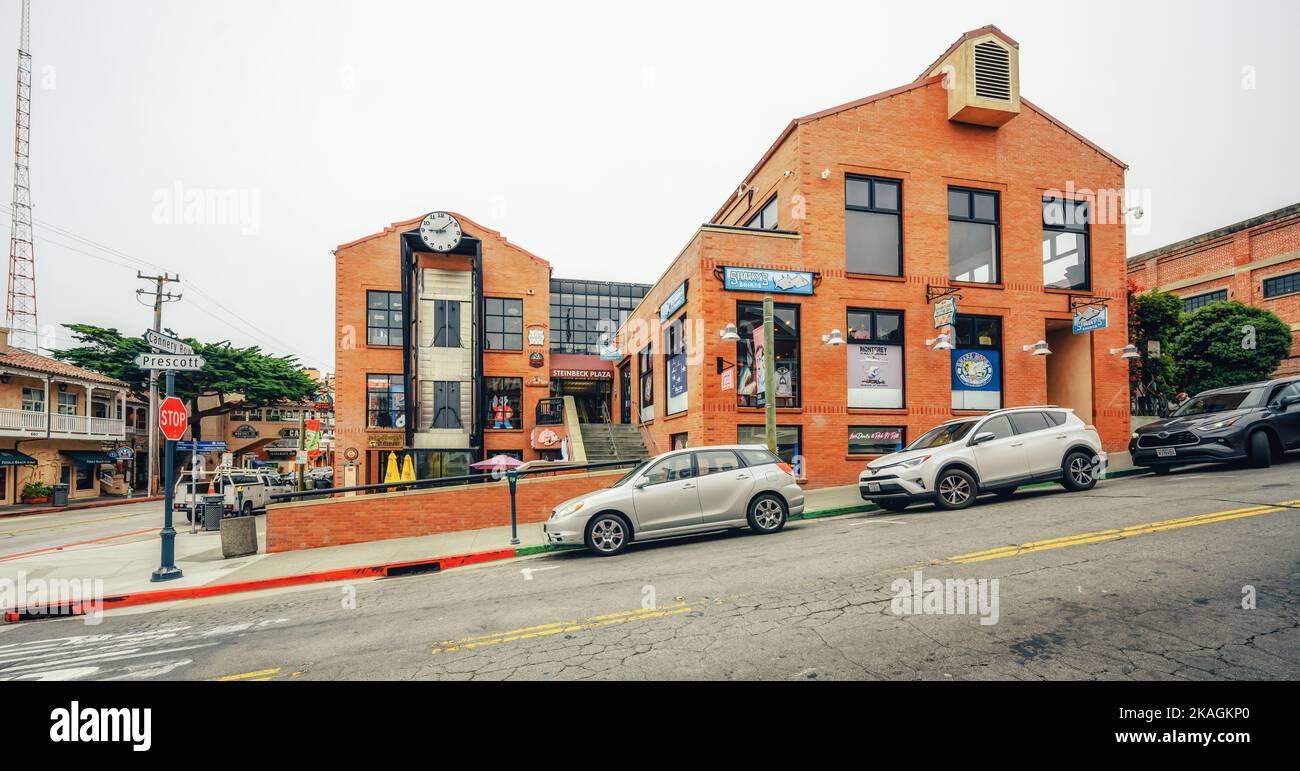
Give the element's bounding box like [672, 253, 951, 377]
[174, 467, 277, 522]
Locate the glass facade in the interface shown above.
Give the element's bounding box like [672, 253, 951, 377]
[550, 279, 651, 355]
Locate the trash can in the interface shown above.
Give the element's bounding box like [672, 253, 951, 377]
[51, 484, 70, 507]
[201, 494, 224, 532]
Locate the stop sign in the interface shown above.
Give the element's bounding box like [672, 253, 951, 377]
[158, 396, 188, 441]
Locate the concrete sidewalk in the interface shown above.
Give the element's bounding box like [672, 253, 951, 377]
[2, 450, 1146, 616]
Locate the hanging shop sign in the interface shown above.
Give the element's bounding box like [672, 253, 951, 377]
[527, 327, 546, 347]
[232, 425, 259, 439]
[659, 281, 688, 321]
[1072, 304, 1109, 334]
[367, 434, 404, 449]
[933, 296, 957, 329]
[720, 367, 735, 392]
[847, 344, 904, 409]
[529, 352, 545, 368]
[530, 424, 568, 451]
[722, 267, 814, 296]
[599, 344, 623, 361]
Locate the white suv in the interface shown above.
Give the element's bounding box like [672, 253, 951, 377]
[859, 407, 1107, 511]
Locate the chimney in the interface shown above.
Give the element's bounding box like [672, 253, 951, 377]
[928, 26, 1021, 128]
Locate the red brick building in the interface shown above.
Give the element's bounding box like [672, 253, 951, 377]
[1127, 203, 1300, 377]
[613, 25, 1133, 488]
[333, 214, 648, 486]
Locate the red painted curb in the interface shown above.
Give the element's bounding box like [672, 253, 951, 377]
[2, 547, 521, 622]
[0, 496, 163, 520]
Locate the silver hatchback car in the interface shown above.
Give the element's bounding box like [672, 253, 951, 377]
[544, 445, 805, 556]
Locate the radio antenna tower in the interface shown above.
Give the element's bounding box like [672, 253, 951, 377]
[5, 0, 35, 351]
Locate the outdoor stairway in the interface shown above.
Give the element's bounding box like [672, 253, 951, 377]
[580, 422, 649, 462]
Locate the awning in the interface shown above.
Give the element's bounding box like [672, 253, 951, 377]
[59, 450, 117, 465]
[0, 449, 36, 466]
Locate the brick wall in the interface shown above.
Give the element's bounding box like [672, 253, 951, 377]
[266, 468, 625, 552]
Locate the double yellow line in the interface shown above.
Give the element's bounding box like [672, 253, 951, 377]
[947, 500, 1300, 564]
[210, 667, 281, 682]
[432, 602, 692, 654]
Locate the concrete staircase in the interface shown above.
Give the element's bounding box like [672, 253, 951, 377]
[580, 422, 649, 462]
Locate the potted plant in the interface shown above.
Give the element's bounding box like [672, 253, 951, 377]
[21, 481, 53, 505]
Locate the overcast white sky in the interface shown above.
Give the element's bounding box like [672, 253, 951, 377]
[2, 0, 1296, 370]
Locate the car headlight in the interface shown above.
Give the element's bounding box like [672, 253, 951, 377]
[1195, 416, 1241, 431]
[1130, 431, 1139, 440]
[554, 501, 585, 519]
[876, 455, 931, 473]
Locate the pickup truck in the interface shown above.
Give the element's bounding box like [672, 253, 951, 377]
[174, 471, 270, 522]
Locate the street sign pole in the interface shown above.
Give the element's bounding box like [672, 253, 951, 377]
[152, 369, 183, 582]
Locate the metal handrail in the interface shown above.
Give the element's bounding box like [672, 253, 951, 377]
[269, 458, 642, 503]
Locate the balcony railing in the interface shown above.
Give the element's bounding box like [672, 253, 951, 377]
[0, 408, 126, 439]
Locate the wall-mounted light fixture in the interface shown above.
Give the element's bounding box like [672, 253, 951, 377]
[821, 329, 845, 347]
[1023, 341, 1052, 357]
[926, 332, 955, 351]
[1110, 344, 1140, 360]
[719, 323, 740, 342]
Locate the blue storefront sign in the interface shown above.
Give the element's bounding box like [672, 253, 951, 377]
[659, 281, 687, 321]
[1072, 304, 1108, 334]
[952, 349, 1000, 392]
[175, 440, 228, 453]
[722, 266, 814, 296]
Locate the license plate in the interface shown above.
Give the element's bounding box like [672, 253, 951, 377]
[867, 483, 881, 493]
[1156, 447, 1176, 458]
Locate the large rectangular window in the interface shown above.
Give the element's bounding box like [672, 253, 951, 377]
[951, 314, 1002, 410]
[550, 280, 650, 355]
[1042, 198, 1090, 290]
[57, 392, 78, 415]
[744, 196, 778, 230]
[1263, 271, 1300, 299]
[637, 345, 655, 421]
[485, 377, 522, 430]
[366, 374, 405, 429]
[663, 315, 688, 416]
[1183, 289, 1227, 313]
[846, 308, 904, 409]
[432, 300, 463, 348]
[848, 426, 907, 456]
[366, 290, 404, 347]
[737, 301, 800, 408]
[485, 297, 523, 351]
[845, 175, 902, 276]
[948, 188, 1000, 284]
[737, 425, 803, 474]
[21, 387, 43, 413]
[432, 381, 464, 430]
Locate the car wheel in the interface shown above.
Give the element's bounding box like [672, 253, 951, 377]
[934, 469, 976, 510]
[994, 487, 1018, 499]
[585, 513, 630, 557]
[241, 501, 254, 517]
[747, 494, 788, 534]
[874, 500, 911, 512]
[1247, 431, 1272, 469]
[1060, 451, 1098, 491]
[1152, 466, 1172, 476]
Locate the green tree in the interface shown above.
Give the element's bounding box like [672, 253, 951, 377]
[1127, 281, 1183, 415]
[54, 324, 318, 440]
[1171, 302, 1291, 395]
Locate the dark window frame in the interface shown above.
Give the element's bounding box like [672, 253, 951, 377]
[432, 299, 463, 348]
[1042, 197, 1091, 291]
[848, 426, 908, 456]
[637, 345, 655, 412]
[744, 195, 779, 230]
[845, 175, 903, 277]
[1263, 271, 1300, 300]
[485, 376, 523, 431]
[947, 187, 1002, 285]
[736, 300, 802, 409]
[846, 307, 906, 410]
[952, 313, 1004, 412]
[366, 290, 404, 347]
[365, 373, 404, 430]
[485, 297, 524, 351]
[662, 312, 688, 416]
[737, 424, 803, 472]
[1183, 289, 1228, 313]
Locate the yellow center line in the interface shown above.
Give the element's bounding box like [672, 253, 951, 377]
[210, 667, 281, 681]
[947, 500, 1299, 564]
[433, 604, 692, 654]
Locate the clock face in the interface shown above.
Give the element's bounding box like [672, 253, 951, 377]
[419, 211, 462, 253]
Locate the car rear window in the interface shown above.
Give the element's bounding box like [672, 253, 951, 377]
[739, 449, 781, 467]
[1043, 411, 1068, 426]
[1010, 411, 1052, 434]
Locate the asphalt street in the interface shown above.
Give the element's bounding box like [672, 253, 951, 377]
[1, 459, 1298, 681]
[0, 500, 167, 562]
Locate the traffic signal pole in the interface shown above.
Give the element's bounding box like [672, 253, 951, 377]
[151, 368, 183, 582]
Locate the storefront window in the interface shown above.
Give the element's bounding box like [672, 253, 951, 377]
[848, 426, 907, 456]
[76, 463, 95, 491]
[951, 315, 1002, 411]
[737, 425, 802, 475]
[671, 432, 689, 450]
[485, 377, 522, 430]
[638, 345, 655, 422]
[663, 315, 688, 416]
[366, 374, 405, 429]
[846, 309, 904, 409]
[1043, 198, 1090, 290]
[736, 301, 800, 408]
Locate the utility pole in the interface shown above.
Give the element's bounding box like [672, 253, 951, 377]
[762, 294, 777, 454]
[137, 272, 181, 496]
[296, 406, 306, 492]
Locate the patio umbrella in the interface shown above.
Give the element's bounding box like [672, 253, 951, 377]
[471, 454, 526, 473]
[400, 454, 416, 483]
[383, 452, 400, 484]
